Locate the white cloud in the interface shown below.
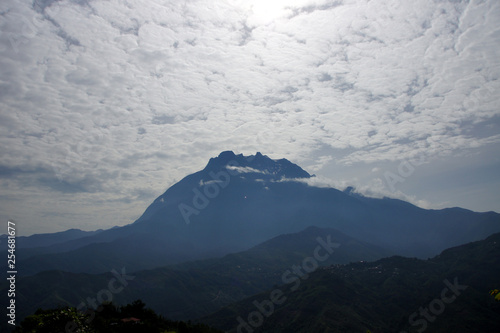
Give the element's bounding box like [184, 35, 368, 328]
[0, 0, 499, 234]
[226, 165, 269, 175]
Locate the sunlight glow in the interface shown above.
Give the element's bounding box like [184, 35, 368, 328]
[230, 0, 315, 25]
[251, 0, 289, 22]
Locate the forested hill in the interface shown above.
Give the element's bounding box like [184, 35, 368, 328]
[202, 232, 500, 332]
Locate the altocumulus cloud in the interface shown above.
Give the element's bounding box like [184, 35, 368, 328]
[0, 0, 499, 234]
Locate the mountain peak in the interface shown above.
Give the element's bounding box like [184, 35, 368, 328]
[217, 150, 237, 160]
[204, 151, 311, 179]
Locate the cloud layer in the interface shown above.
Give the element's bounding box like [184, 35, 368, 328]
[1, 0, 499, 234]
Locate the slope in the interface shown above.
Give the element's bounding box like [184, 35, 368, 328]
[203, 233, 500, 332]
[1, 226, 390, 325]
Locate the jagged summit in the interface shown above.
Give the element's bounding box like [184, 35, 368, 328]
[204, 151, 311, 179]
[203, 150, 245, 169]
[14, 150, 500, 278]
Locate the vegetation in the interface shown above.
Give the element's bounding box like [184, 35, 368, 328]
[13, 300, 222, 333]
[490, 289, 500, 301]
[202, 232, 500, 332]
[6, 230, 500, 332]
[1, 227, 389, 323]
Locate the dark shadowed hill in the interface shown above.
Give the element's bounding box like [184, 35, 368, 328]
[0, 226, 390, 326]
[202, 232, 500, 333]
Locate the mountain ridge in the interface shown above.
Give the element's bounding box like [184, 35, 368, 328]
[8, 151, 500, 277]
[202, 232, 500, 332]
[7, 229, 499, 332]
[1, 226, 391, 325]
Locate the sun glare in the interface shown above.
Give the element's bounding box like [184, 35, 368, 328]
[235, 0, 310, 24]
[229, 0, 312, 24]
[251, 0, 288, 22]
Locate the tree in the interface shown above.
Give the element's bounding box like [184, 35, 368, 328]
[489, 289, 500, 301]
[14, 300, 224, 333]
[14, 307, 95, 333]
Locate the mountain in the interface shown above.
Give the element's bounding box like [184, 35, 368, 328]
[0, 228, 103, 249]
[1, 226, 390, 326]
[11, 151, 500, 276]
[202, 232, 500, 332]
[8, 229, 499, 333]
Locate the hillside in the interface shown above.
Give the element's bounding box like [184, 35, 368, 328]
[202, 233, 500, 332]
[1, 226, 389, 325]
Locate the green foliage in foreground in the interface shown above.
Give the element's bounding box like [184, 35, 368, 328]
[13, 300, 223, 333]
[490, 289, 500, 301]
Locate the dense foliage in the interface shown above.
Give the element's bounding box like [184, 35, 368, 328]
[203, 233, 500, 332]
[1, 227, 389, 323]
[6, 230, 500, 333]
[13, 300, 222, 333]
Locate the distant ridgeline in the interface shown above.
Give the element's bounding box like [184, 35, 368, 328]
[4, 228, 500, 332]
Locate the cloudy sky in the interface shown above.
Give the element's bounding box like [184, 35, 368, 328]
[1, 0, 499, 235]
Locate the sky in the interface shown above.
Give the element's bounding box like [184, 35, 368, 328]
[0, 0, 499, 236]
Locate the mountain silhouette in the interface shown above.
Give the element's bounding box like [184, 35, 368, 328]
[11, 151, 500, 276]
